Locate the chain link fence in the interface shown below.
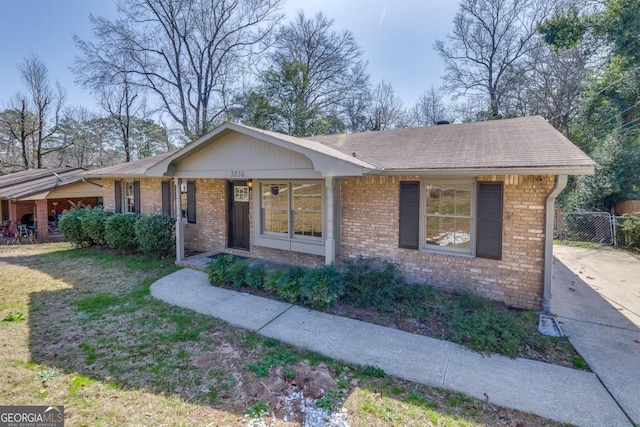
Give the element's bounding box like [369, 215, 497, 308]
[555, 211, 618, 246]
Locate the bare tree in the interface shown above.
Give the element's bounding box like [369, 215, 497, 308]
[413, 86, 451, 126]
[435, 0, 555, 119]
[1, 96, 37, 170]
[254, 11, 369, 136]
[100, 77, 144, 162]
[74, 0, 283, 140]
[367, 80, 405, 131]
[20, 55, 66, 168]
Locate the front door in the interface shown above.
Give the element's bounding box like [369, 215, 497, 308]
[228, 181, 250, 250]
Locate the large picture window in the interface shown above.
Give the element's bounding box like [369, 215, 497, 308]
[293, 183, 322, 238]
[260, 181, 322, 240]
[425, 183, 473, 253]
[262, 183, 289, 235]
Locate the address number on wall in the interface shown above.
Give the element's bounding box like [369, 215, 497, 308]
[230, 170, 245, 178]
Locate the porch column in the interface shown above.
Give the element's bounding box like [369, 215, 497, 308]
[324, 176, 335, 265]
[175, 179, 185, 261]
[35, 199, 49, 242]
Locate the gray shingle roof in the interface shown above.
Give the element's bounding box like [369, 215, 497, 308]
[309, 116, 594, 173]
[83, 152, 176, 178]
[83, 116, 594, 179]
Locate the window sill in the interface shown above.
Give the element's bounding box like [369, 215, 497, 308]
[421, 247, 475, 259]
[255, 234, 325, 256]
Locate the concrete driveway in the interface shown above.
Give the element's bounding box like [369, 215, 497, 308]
[552, 245, 640, 424]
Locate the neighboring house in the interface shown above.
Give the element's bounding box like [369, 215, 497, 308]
[84, 116, 595, 310]
[0, 167, 104, 242]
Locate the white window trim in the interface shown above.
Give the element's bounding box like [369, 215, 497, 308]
[123, 180, 136, 214]
[420, 178, 477, 257]
[253, 180, 325, 256]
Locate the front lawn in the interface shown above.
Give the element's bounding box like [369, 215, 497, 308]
[0, 243, 565, 426]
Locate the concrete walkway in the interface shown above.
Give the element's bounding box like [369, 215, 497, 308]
[150, 268, 631, 426]
[552, 245, 640, 424]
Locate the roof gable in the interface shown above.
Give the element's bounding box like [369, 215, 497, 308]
[145, 122, 372, 178]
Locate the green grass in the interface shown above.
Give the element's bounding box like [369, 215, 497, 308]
[0, 243, 566, 426]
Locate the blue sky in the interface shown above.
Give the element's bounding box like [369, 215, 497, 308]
[0, 0, 459, 113]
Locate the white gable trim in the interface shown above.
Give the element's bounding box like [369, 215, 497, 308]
[146, 122, 371, 179]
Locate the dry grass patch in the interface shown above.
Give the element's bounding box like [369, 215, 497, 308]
[0, 243, 565, 426]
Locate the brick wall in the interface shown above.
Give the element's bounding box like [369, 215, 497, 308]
[103, 179, 116, 212]
[181, 179, 324, 267]
[339, 175, 554, 309]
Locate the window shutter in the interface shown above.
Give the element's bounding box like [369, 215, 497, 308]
[186, 181, 196, 224]
[133, 181, 141, 214]
[476, 182, 503, 259]
[114, 181, 122, 213]
[161, 181, 171, 216]
[399, 181, 420, 249]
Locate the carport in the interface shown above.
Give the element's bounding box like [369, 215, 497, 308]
[0, 167, 103, 242]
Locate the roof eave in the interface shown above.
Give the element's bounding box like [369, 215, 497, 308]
[366, 165, 595, 177]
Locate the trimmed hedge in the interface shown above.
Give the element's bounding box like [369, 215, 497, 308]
[105, 213, 139, 253]
[81, 207, 113, 245]
[58, 206, 175, 258]
[134, 213, 175, 256]
[58, 207, 92, 246]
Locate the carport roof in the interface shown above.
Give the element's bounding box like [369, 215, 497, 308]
[0, 167, 88, 201]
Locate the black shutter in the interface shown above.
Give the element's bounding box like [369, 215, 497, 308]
[161, 181, 171, 216]
[133, 181, 141, 214]
[399, 181, 420, 249]
[114, 181, 122, 213]
[476, 182, 503, 259]
[186, 181, 196, 224]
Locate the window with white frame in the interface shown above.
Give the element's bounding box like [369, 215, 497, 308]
[124, 181, 136, 213]
[260, 181, 322, 240]
[424, 183, 473, 253]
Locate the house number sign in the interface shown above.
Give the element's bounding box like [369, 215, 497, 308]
[230, 170, 245, 178]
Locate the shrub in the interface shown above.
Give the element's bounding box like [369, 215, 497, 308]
[104, 213, 139, 253]
[58, 207, 92, 246]
[299, 264, 343, 310]
[340, 257, 404, 310]
[264, 268, 287, 293]
[245, 263, 266, 289]
[205, 254, 235, 286]
[134, 213, 175, 257]
[228, 259, 248, 288]
[619, 215, 640, 247]
[81, 207, 112, 246]
[265, 266, 307, 302]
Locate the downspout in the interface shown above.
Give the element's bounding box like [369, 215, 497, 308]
[542, 175, 568, 313]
